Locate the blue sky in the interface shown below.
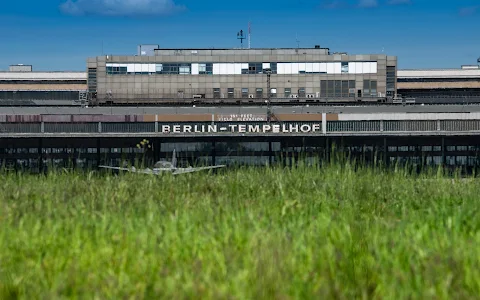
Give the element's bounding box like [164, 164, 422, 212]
[0, 0, 479, 71]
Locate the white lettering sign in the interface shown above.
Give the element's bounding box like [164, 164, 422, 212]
[161, 123, 322, 134]
[217, 114, 267, 122]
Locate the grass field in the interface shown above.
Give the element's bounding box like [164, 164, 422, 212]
[1, 161, 480, 299]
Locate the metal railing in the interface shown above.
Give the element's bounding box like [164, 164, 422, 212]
[2, 120, 480, 134]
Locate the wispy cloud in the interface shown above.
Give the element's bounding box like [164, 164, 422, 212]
[320, 0, 410, 9]
[320, 0, 348, 9]
[59, 0, 186, 17]
[459, 5, 479, 16]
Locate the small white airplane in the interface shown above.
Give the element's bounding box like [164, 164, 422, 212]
[98, 149, 226, 175]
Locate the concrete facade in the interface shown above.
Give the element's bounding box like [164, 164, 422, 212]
[87, 47, 397, 105]
[397, 67, 480, 98]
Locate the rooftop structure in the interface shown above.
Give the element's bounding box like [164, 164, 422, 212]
[397, 66, 480, 99]
[87, 45, 397, 105]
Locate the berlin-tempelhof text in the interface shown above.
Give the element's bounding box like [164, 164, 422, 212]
[161, 124, 322, 134]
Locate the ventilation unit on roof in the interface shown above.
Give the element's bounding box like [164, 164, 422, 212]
[315, 45, 320, 49]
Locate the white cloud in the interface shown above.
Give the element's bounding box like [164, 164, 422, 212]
[59, 0, 186, 16]
[358, 0, 378, 8]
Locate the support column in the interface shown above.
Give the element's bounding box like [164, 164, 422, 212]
[383, 137, 388, 167]
[325, 137, 330, 163]
[322, 113, 327, 134]
[38, 138, 44, 174]
[96, 138, 101, 168]
[441, 137, 446, 168]
[211, 140, 216, 166]
[269, 140, 273, 165]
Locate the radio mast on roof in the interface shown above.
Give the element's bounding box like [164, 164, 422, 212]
[248, 21, 251, 49]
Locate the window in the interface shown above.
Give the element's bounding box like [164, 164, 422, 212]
[270, 63, 277, 74]
[363, 80, 370, 96]
[341, 62, 349, 73]
[334, 81, 341, 97]
[256, 88, 263, 98]
[270, 88, 277, 98]
[249, 63, 263, 74]
[199, 63, 213, 75]
[213, 88, 220, 98]
[87, 68, 97, 92]
[228, 88, 234, 98]
[349, 80, 356, 97]
[341, 80, 349, 97]
[179, 64, 190, 75]
[370, 80, 377, 96]
[106, 66, 127, 75]
[241, 88, 249, 98]
[327, 80, 334, 97]
[320, 81, 326, 97]
[298, 88, 306, 98]
[386, 66, 396, 96]
[284, 88, 291, 98]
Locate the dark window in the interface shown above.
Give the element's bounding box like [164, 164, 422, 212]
[256, 88, 263, 98]
[327, 80, 334, 97]
[341, 80, 349, 97]
[334, 81, 341, 97]
[320, 80, 327, 97]
[386, 66, 396, 96]
[298, 87, 306, 98]
[270, 63, 277, 74]
[284, 88, 291, 98]
[241, 88, 249, 98]
[363, 80, 370, 96]
[87, 68, 97, 92]
[213, 88, 220, 98]
[370, 80, 377, 96]
[228, 88, 234, 98]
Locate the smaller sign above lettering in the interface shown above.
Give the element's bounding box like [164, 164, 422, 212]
[215, 114, 267, 122]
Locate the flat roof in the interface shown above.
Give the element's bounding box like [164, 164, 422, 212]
[0, 72, 87, 81]
[153, 47, 331, 50]
[397, 69, 480, 79]
[2, 105, 480, 115]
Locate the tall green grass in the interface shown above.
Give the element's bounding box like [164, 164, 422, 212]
[0, 160, 479, 299]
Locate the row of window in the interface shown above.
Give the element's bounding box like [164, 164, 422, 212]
[105, 61, 379, 75]
[210, 80, 378, 98]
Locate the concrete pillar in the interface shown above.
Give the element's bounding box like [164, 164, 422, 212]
[325, 137, 330, 163]
[322, 113, 327, 134]
[211, 141, 216, 165]
[383, 137, 388, 167]
[96, 138, 101, 167]
[441, 137, 446, 167]
[269, 140, 273, 165]
[38, 138, 44, 174]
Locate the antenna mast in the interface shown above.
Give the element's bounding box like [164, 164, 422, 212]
[248, 22, 251, 49]
[237, 30, 245, 49]
[296, 33, 300, 48]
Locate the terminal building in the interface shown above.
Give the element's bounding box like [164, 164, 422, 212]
[397, 65, 480, 100]
[86, 45, 398, 105]
[0, 64, 87, 105]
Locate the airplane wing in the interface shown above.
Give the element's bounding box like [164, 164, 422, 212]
[172, 165, 226, 175]
[98, 165, 137, 172]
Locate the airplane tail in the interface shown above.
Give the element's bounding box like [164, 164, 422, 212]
[172, 149, 177, 168]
